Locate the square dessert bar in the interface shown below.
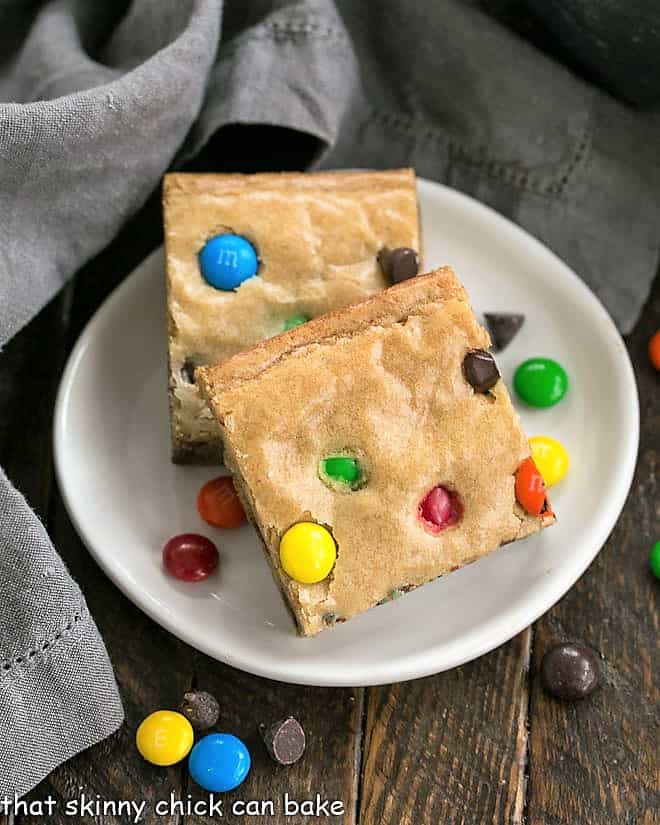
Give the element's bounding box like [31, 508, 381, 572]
[163, 169, 420, 463]
[197, 268, 555, 636]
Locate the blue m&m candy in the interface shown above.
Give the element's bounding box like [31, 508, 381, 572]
[199, 234, 258, 290]
[188, 733, 251, 792]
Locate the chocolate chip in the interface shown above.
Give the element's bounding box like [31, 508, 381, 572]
[180, 690, 220, 730]
[259, 716, 306, 765]
[181, 358, 197, 384]
[323, 612, 337, 625]
[377, 246, 419, 284]
[541, 642, 601, 700]
[484, 313, 525, 352]
[462, 349, 500, 393]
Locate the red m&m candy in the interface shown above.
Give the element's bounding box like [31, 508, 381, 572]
[163, 534, 218, 581]
[419, 485, 463, 534]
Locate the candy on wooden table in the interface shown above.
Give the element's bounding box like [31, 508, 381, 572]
[180, 690, 220, 731]
[279, 522, 336, 584]
[199, 234, 258, 290]
[529, 436, 570, 487]
[650, 541, 660, 580]
[162, 533, 219, 581]
[540, 642, 601, 700]
[188, 733, 251, 792]
[259, 716, 306, 765]
[514, 357, 568, 407]
[648, 330, 660, 370]
[136, 710, 194, 766]
[197, 476, 246, 528]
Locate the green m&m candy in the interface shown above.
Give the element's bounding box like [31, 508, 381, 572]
[514, 357, 568, 408]
[650, 541, 660, 580]
[320, 456, 363, 490]
[283, 313, 309, 331]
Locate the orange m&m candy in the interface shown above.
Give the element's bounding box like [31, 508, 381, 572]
[197, 476, 246, 528]
[515, 457, 550, 517]
[648, 331, 660, 371]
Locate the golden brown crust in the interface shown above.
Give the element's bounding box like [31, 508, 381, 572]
[164, 168, 417, 198]
[197, 268, 465, 395]
[198, 268, 555, 636]
[163, 168, 420, 463]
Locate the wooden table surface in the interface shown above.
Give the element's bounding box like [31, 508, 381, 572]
[0, 189, 657, 825]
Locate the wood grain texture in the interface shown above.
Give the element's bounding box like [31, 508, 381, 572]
[360, 628, 531, 825]
[180, 655, 363, 824]
[526, 279, 660, 825]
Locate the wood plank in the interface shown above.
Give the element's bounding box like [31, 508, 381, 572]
[180, 658, 363, 825]
[360, 628, 531, 825]
[526, 278, 660, 825]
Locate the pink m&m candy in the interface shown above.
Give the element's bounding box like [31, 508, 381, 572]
[419, 486, 463, 534]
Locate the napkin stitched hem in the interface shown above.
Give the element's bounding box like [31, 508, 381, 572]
[0, 605, 124, 799]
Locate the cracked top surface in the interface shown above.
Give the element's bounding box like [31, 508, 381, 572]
[198, 269, 554, 636]
[163, 169, 420, 447]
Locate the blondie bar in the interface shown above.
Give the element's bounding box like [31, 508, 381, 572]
[163, 169, 420, 463]
[197, 268, 555, 636]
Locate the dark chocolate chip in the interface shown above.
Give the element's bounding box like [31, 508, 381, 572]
[484, 313, 525, 352]
[462, 349, 500, 393]
[180, 690, 220, 730]
[259, 716, 306, 765]
[181, 358, 197, 384]
[377, 246, 419, 284]
[541, 642, 601, 700]
[323, 612, 337, 625]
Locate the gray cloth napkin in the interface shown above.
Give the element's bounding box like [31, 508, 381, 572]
[1, 0, 658, 797]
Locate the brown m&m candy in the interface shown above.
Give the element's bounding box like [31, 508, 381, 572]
[462, 349, 500, 393]
[377, 246, 419, 284]
[259, 716, 306, 765]
[541, 642, 601, 700]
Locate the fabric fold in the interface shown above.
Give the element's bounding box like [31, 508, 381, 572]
[0, 468, 124, 798]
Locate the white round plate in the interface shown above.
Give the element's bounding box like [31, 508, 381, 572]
[54, 178, 638, 686]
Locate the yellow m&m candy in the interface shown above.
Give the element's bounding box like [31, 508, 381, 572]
[136, 710, 194, 766]
[529, 436, 569, 487]
[279, 522, 336, 584]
